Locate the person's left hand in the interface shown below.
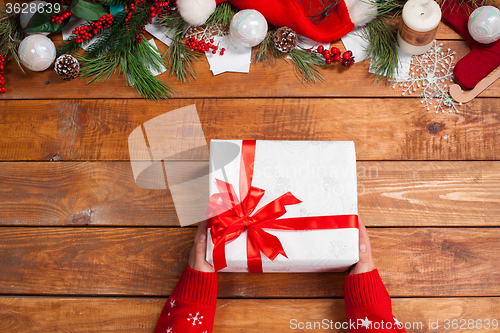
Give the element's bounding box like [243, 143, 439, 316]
[188, 220, 215, 273]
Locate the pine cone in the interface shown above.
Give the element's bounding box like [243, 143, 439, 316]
[54, 54, 80, 81]
[273, 27, 298, 53]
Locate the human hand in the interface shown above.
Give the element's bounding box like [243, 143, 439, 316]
[349, 217, 375, 275]
[188, 220, 215, 273]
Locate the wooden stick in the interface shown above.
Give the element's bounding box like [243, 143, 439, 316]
[449, 67, 500, 103]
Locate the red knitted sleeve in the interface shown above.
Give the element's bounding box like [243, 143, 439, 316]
[344, 269, 406, 333]
[154, 266, 218, 333]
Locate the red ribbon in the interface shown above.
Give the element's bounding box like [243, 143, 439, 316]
[206, 140, 358, 273]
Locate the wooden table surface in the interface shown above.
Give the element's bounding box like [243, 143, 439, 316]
[1, 20, 500, 333]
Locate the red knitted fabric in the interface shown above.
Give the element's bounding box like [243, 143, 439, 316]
[155, 267, 404, 332]
[344, 269, 407, 333]
[154, 266, 218, 333]
[442, 0, 500, 89]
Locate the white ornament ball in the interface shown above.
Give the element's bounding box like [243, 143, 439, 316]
[229, 9, 268, 48]
[19, 35, 57, 72]
[468, 6, 500, 44]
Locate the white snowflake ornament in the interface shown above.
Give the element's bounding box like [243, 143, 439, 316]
[393, 41, 461, 114]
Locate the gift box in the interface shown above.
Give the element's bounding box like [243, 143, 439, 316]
[206, 140, 359, 273]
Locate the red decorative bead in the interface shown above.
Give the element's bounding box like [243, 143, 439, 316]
[317, 45, 324, 53]
[330, 47, 340, 55]
[333, 54, 341, 62]
[342, 51, 351, 60]
[326, 58, 332, 64]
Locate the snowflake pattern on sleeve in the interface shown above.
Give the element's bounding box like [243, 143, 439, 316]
[153, 267, 218, 333]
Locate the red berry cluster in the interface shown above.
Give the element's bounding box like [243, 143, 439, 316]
[136, 26, 147, 42]
[186, 37, 225, 55]
[0, 54, 6, 94]
[50, 9, 71, 24]
[72, 14, 114, 43]
[317, 45, 355, 67]
[124, 0, 142, 22]
[149, 0, 176, 19]
[124, 0, 157, 43]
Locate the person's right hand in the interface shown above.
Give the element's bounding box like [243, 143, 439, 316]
[349, 217, 375, 275]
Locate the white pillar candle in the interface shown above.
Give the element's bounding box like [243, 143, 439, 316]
[397, 0, 442, 55]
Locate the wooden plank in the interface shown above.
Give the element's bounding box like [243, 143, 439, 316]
[1, 297, 499, 332]
[0, 161, 499, 227]
[0, 227, 498, 297]
[1, 98, 499, 161]
[0, 162, 176, 226]
[1, 40, 488, 100]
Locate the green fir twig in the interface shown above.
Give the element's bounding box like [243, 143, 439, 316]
[167, 35, 200, 83]
[77, 51, 121, 83]
[58, 5, 173, 100]
[0, 5, 26, 73]
[121, 40, 174, 100]
[160, 12, 202, 82]
[357, 16, 399, 82]
[205, 2, 238, 27]
[288, 48, 324, 86]
[256, 31, 285, 66]
[257, 30, 324, 85]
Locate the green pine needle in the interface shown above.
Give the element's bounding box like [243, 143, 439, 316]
[77, 51, 121, 83]
[357, 17, 399, 82]
[288, 48, 324, 86]
[160, 12, 189, 37]
[205, 2, 238, 27]
[257, 30, 323, 85]
[121, 41, 174, 100]
[167, 35, 200, 83]
[256, 31, 285, 66]
[160, 12, 203, 82]
[0, 6, 26, 73]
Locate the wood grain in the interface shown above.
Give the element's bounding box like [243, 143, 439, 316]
[1, 98, 499, 161]
[1, 40, 488, 100]
[0, 227, 498, 297]
[0, 161, 499, 226]
[1, 297, 499, 333]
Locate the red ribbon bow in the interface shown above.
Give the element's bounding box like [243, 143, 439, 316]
[206, 140, 358, 273]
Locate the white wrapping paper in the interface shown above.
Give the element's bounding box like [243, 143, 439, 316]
[206, 140, 359, 272]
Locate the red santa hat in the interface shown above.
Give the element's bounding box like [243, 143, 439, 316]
[177, 0, 377, 43]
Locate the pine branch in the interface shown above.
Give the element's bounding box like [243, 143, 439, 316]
[357, 16, 399, 82]
[0, 6, 26, 73]
[167, 35, 200, 82]
[362, 0, 405, 18]
[121, 41, 174, 100]
[256, 30, 323, 85]
[85, 25, 114, 58]
[437, 0, 488, 14]
[255, 31, 285, 66]
[77, 51, 121, 83]
[112, 7, 149, 52]
[288, 49, 324, 86]
[159, 12, 189, 37]
[160, 12, 202, 82]
[57, 34, 82, 55]
[205, 2, 238, 27]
